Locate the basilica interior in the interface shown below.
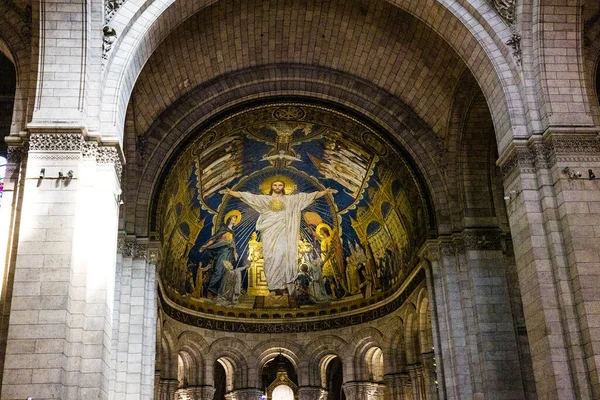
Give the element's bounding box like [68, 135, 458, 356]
[0, 1, 600, 399]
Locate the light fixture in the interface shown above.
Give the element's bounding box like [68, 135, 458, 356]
[67, 170, 73, 180]
[589, 169, 596, 180]
[114, 188, 123, 204]
[39, 168, 45, 179]
[58, 171, 64, 180]
[562, 167, 582, 180]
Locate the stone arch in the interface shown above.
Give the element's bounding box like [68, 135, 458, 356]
[385, 317, 407, 375]
[252, 340, 303, 386]
[101, 0, 525, 148]
[302, 335, 348, 388]
[0, 3, 33, 137]
[177, 331, 209, 386]
[403, 306, 420, 366]
[124, 65, 449, 236]
[416, 289, 434, 355]
[349, 327, 386, 382]
[206, 337, 251, 390]
[583, 7, 600, 127]
[159, 322, 179, 380]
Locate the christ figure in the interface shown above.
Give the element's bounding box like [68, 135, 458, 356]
[220, 180, 336, 295]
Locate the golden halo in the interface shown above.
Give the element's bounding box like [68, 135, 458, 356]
[224, 210, 242, 225]
[259, 175, 297, 195]
[315, 223, 333, 240]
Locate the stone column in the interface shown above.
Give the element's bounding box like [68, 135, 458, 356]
[111, 236, 158, 399]
[1, 132, 122, 399]
[421, 260, 445, 400]
[0, 144, 27, 388]
[342, 381, 386, 399]
[400, 374, 413, 400]
[298, 386, 327, 400]
[384, 373, 409, 399]
[421, 238, 527, 400]
[157, 378, 178, 400]
[497, 132, 600, 399]
[407, 366, 422, 400]
[420, 353, 438, 400]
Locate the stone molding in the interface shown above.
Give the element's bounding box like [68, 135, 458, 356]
[420, 231, 504, 261]
[29, 133, 85, 152]
[498, 133, 600, 179]
[26, 133, 123, 179]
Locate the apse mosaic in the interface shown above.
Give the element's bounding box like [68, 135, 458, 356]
[157, 104, 429, 316]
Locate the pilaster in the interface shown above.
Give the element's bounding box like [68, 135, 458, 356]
[383, 373, 409, 400]
[498, 130, 600, 399]
[1, 131, 122, 399]
[421, 235, 527, 400]
[111, 235, 157, 399]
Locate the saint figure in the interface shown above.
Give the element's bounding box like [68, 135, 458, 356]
[220, 179, 336, 294]
[199, 210, 241, 298]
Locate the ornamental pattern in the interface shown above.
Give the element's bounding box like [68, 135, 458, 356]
[105, 0, 126, 24]
[489, 0, 516, 23]
[499, 135, 600, 178]
[29, 134, 85, 152]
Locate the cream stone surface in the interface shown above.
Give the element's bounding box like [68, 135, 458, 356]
[0, 0, 598, 399]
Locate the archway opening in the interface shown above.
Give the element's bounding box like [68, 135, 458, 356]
[323, 356, 345, 400]
[213, 360, 227, 400]
[365, 347, 384, 383]
[262, 354, 298, 399]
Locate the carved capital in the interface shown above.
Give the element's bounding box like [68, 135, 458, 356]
[298, 387, 327, 400]
[97, 146, 123, 179]
[7, 145, 28, 164]
[342, 382, 386, 399]
[119, 238, 149, 260]
[462, 231, 503, 251]
[226, 388, 264, 400]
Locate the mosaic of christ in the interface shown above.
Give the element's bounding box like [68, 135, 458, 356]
[157, 104, 429, 312]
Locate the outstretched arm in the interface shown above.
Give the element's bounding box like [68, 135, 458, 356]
[315, 188, 338, 199]
[219, 188, 242, 198]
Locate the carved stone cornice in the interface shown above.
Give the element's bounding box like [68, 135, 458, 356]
[29, 133, 85, 152]
[497, 132, 600, 179]
[27, 133, 123, 180]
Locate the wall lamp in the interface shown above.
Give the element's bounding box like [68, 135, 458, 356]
[39, 168, 45, 179]
[562, 167, 582, 179]
[589, 169, 596, 180]
[114, 189, 123, 205]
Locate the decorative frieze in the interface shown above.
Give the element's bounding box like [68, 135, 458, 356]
[29, 133, 85, 152]
[7, 145, 28, 164]
[463, 232, 503, 251]
[27, 133, 123, 179]
[498, 134, 600, 178]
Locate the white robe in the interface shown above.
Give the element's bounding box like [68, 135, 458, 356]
[239, 191, 318, 291]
